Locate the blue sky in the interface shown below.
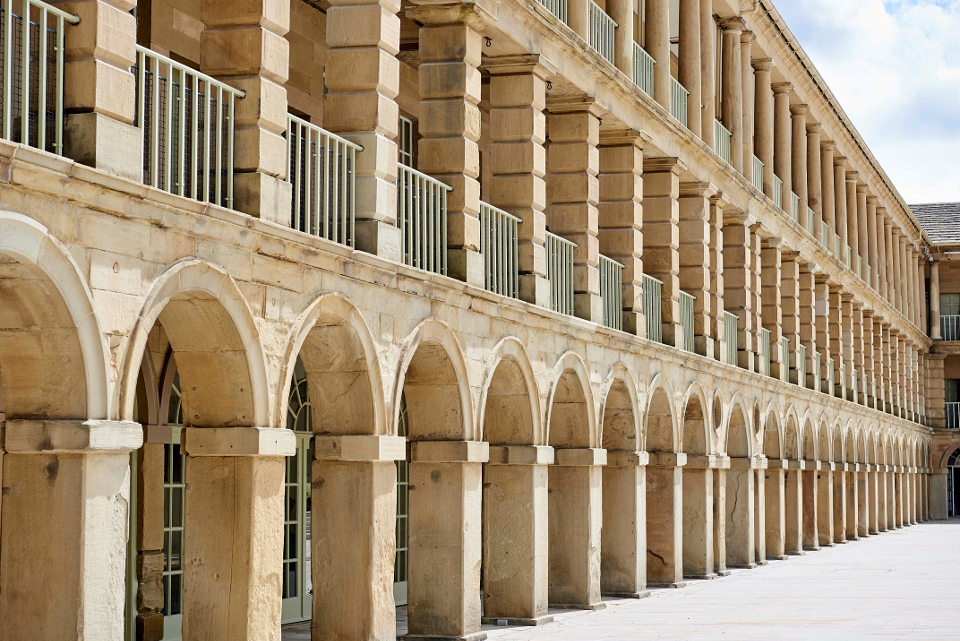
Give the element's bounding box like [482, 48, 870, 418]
[773, 0, 960, 204]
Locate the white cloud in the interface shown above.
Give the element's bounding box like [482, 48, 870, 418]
[773, 0, 960, 204]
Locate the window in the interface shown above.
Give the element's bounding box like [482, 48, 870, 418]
[941, 294, 960, 316]
[399, 116, 415, 168]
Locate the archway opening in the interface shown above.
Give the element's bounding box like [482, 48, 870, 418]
[680, 392, 713, 579]
[724, 403, 754, 568]
[644, 385, 682, 586]
[949, 449, 960, 518]
[762, 410, 783, 560]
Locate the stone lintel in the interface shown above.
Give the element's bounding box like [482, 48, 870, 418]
[545, 94, 605, 117]
[862, 464, 873, 472]
[684, 454, 729, 469]
[786, 459, 806, 470]
[554, 447, 607, 466]
[599, 128, 652, 148]
[766, 458, 790, 470]
[820, 461, 836, 472]
[487, 444, 554, 465]
[679, 181, 719, 199]
[182, 427, 295, 457]
[605, 450, 650, 467]
[314, 434, 406, 462]
[409, 439, 490, 463]
[5, 419, 143, 453]
[643, 156, 687, 175]
[647, 451, 687, 468]
[729, 456, 767, 470]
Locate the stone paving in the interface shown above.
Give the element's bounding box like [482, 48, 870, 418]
[281, 519, 959, 640]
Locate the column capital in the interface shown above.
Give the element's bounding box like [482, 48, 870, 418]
[867, 194, 878, 204]
[679, 181, 719, 198]
[644, 156, 687, 174]
[772, 82, 792, 94]
[740, 30, 756, 45]
[599, 128, 653, 148]
[405, 0, 495, 28]
[545, 94, 604, 116]
[314, 434, 407, 461]
[806, 122, 823, 134]
[487, 444, 555, 465]
[752, 57, 774, 72]
[483, 53, 557, 79]
[4, 419, 143, 453]
[822, 141, 837, 154]
[183, 427, 295, 457]
[719, 16, 747, 33]
[790, 103, 809, 116]
[845, 170, 859, 182]
[833, 154, 846, 167]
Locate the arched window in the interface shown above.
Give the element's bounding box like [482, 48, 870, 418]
[949, 449, 960, 518]
[282, 357, 314, 621]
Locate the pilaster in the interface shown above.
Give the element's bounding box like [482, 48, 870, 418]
[643, 158, 684, 347]
[760, 238, 784, 380]
[679, 181, 718, 356]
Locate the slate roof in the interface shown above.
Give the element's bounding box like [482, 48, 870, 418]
[910, 202, 960, 246]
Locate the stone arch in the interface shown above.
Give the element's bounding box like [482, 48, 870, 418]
[394, 318, 474, 441]
[783, 406, 801, 460]
[763, 404, 782, 459]
[725, 397, 751, 458]
[0, 210, 111, 420]
[546, 351, 597, 449]
[844, 422, 855, 464]
[645, 375, 677, 453]
[119, 259, 270, 427]
[712, 390, 724, 438]
[600, 364, 640, 452]
[801, 415, 816, 461]
[681, 382, 710, 456]
[279, 292, 386, 436]
[832, 421, 844, 464]
[817, 417, 830, 461]
[480, 337, 542, 446]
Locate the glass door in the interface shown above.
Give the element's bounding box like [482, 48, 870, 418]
[162, 374, 185, 641]
[394, 394, 409, 606]
[282, 358, 313, 622]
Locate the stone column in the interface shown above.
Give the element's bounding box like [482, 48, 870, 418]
[547, 97, 603, 323]
[408, 440, 487, 639]
[643, 158, 684, 347]
[202, 0, 291, 223]
[806, 124, 823, 241]
[869, 464, 881, 533]
[882, 218, 893, 302]
[893, 230, 904, 312]
[905, 247, 915, 323]
[699, 0, 716, 149]
[135, 431, 165, 640]
[852, 304, 865, 403]
[647, 0, 671, 109]
[857, 185, 869, 277]
[713, 463, 730, 575]
[880, 324, 892, 412]
[828, 286, 844, 398]
[815, 276, 832, 393]
[928, 354, 945, 429]
[482, 445, 553, 624]
[761, 239, 785, 380]
[181, 427, 294, 639]
[773, 84, 792, 204]
[791, 105, 809, 218]
[566, 0, 589, 41]
[753, 59, 774, 198]
[608, 0, 633, 78]
[867, 196, 880, 290]
[740, 31, 755, 169]
[839, 294, 854, 398]
[313, 434, 405, 640]
[679, 181, 718, 356]
[820, 141, 836, 249]
[781, 253, 802, 384]
[931, 469, 947, 519]
[487, 56, 553, 307]
[816, 461, 835, 547]
[880, 464, 891, 530]
[723, 215, 758, 371]
[863, 312, 876, 407]
[846, 464, 860, 540]
[679, 0, 702, 137]
[646, 452, 686, 587]
[599, 131, 646, 335]
[720, 19, 744, 172]
[549, 448, 605, 609]
[765, 460, 787, 559]
[682, 455, 717, 579]
[726, 457, 757, 568]
[325, 0, 402, 258]
[754, 464, 767, 563]
[832, 462, 847, 543]
[56, 0, 141, 181]
[845, 172, 859, 268]
[784, 460, 804, 554]
[799, 263, 819, 390]
[709, 195, 726, 361]
[601, 451, 648, 598]
[802, 458, 820, 550]
[0, 420, 141, 641]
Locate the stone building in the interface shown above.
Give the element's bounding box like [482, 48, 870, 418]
[0, 0, 936, 638]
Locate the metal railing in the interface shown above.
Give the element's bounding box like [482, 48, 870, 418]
[643, 273, 663, 344]
[287, 114, 360, 247]
[851, 366, 858, 403]
[780, 336, 790, 382]
[865, 264, 872, 288]
[845, 245, 852, 267]
[633, 43, 655, 97]
[536, 0, 567, 22]
[134, 46, 244, 208]
[807, 207, 816, 236]
[946, 402, 960, 429]
[397, 163, 451, 275]
[855, 254, 862, 279]
[941, 315, 960, 341]
[827, 357, 835, 396]
[670, 77, 688, 127]
[821, 221, 829, 247]
[798, 344, 806, 387]
[791, 192, 800, 222]
[599, 254, 624, 330]
[773, 175, 783, 210]
[714, 120, 732, 164]
[679, 290, 695, 353]
[723, 311, 738, 366]
[479, 201, 520, 298]
[751, 155, 763, 190]
[1, 0, 77, 154]
[588, 0, 616, 64]
[839, 362, 846, 400]
[546, 231, 576, 315]
[813, 351, 821, 392]
[760, 328, 771, 377]
[834, 234, 841, 257]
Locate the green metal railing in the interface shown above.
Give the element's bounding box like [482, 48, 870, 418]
[845, 244, 852, 267]
[780, 336, 790, 382]
[807, 207, 816, 236]
[1, 0, 77, 154]
[670, 77, 689, 127]
[865, 264, 872, 288]
[715, 120, 732, 164]
[760, 328, 771, 377]
[839, 361, 847, 400]
[751, 155, 763, 190]
[834, 234, 842, 257]
[679, 290, 695, 352]
[791, 192, 800, 222]
[827, 357, 835, 396]
[588, 0, 616, 64]
[599, 254, 624, 330]
[546, 231, 576, 315]
[723, 311, 738, 366]
[479, 201, 520, 298]
[813, 351, 821, 392]
[798, 343, 807, 387]
[536, 0, 567, 22]
[773, 175, 783, 210]
[851, 366, 858, 403]
[397, 163, 451, 275]
[855, 254, 862, 279]
[643, 273, 663, 343]
[633, 43, 655, 97]
[287, 114, 360, 247]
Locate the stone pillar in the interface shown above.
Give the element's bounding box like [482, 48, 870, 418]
[867, 196, 880, 290]
[682, 455, 717, 579]
[851, 304, 865, 403]
[723, 215, 758, 371]
[608, 0, 633, 78]
[839, 294, 854, 398]
[772, 84, 792, 205]
[931, 469, 947, 520]
[799, 263, 819, 390]
[806, 124, 823, 241]
[832, 462, 847, 544]
[699, 0, 716, 149]
[815, 276, 832, 393]
[325, 0, 402, 259]
[0, 420, 141, 641]
[202, 0, 291, 223]
[601, 451, 648, 598]
[712, 464, 729, 575]
[643, 158, 683, 347]
[881, 325, 892, 412]
[599, 131, 646, 335]
[181, 427, 293, 639]
[893, 230, 904, 313]
[753, 59, 774, 198]
[820, 142, 836, 250]
[709, 195, 726, 361]
[880, 464, 891, 530]
[646, 452, 686, 587]
[56, 0, 141, 182]
[781, 253, 802, 384]
[135, 433, 165, 641]
[784, 460, 804, 555]
[408, 440, 487, 639]
[679, 182, 718, 356]
[857, 185, 869, 277]
[828, 286, 844, 398]
[726, 457, 757, 568]
[816, 462, 835, 547]
[791, 105, 808, 217]
[754, 465, 766, 563]
[547, 98, 603, 322]
[869, 464, 880, 534]
[566, 0, 589, 41]
[844, 170, 858, 266]
[313, 434, 405, 640]
[802, 459, 819, 550]
[883, 218, 894, 302]
[846, 464, 860, 540]
[740, 31, 755, 169]
[761, 239, 784, 379]
[548, 448, 605, 609]
[720, 19, 744, 172]
[863, 311, 876, 407]
[928, 354, 945, 429]
[765, 460, 787, 559]
[487, 56, 553, 307]
[647, 0, 671, 109]
[678, 0, 702, 137]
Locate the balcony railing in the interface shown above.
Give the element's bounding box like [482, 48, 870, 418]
[397, 163, 451, 275]
[813, 351, 821, 392]
[588, 0, 616, 65]
[807, 207, 816, 236]
[941, 315, 960, 341]
[946, 402, 960, 429]
[546, 231, 576, 315]
[845, 244, 852, 267]
[599, 254, 624, 330]
[751, 155, 763, 190]
[798, 344, 806, 387]
[851, 366, 858, 403]
[760, 328, 771, 377]
[723, 311, 738, 366]
[791, 192, 800, 222]
[1, 0, 77, 154]
[536, 0, 567, 22]
[643, 273, 663, 344]
[714, 120, 732, 164]
[669, 77, 688, 127]
[865, 264, 872, 288]
[827, 357, 835, 396]
[287, 114, 360, 247]
[839, 362, 846, 400]
[479, 201, 520, 298]
[780, 336, 790, 383]
[679, 290, 695, 352]
[834, 234, 842, 257]
[134, 46, 244, 209]
[773, 175, 783, 210]
[855, 254, 862, 279]
[821, 221, 829, 247]
[633, 43, 655, 97]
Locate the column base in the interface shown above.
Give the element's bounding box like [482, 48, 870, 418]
[404, 634, 487, 641]
[622, 311, 645, 337]
[715, 570, 733, 577]
[728, 563, 757, 569]
[574, 292, 603, 324]
[548, 601, 607, 611]
[481, 614, 555, 627]
[647, 581, 688, 589]
[683, 573, 718, 581]
[767, 555, 789, 561]
[786, 550, 806, 556]
[601, 590, 650, 599]
[233, 171, 294, 225]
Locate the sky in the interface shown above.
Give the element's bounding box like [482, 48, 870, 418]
[772, 0, 960, 205]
